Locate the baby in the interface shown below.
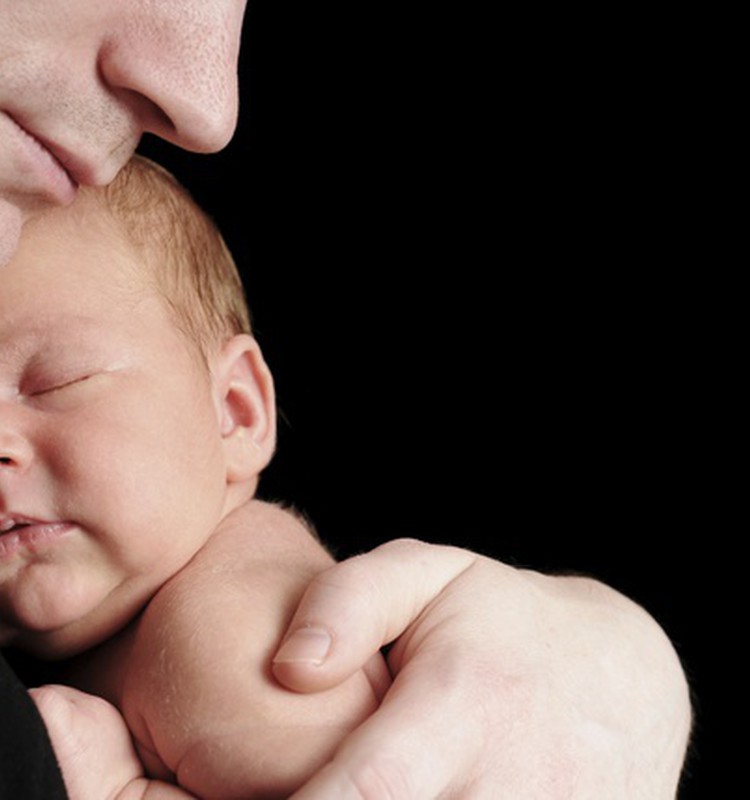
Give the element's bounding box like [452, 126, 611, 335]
[0, 157, 387, 798]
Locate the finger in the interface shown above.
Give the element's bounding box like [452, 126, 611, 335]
[288, 650, 481, 800]
[272, 539, 476, 693]
[31, 685, 144, 800]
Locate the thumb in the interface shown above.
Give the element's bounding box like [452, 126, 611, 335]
[272, 539, 475, 693]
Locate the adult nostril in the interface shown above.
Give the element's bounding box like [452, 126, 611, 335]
[0, 457, 13, 466]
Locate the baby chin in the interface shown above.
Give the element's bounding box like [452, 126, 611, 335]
[0, 560, 133, 659]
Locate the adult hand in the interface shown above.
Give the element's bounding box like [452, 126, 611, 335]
[273, 540, 691, 799]
[31, 685, 194, 800]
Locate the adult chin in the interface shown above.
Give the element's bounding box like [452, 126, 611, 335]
[0, 200, 23, 269]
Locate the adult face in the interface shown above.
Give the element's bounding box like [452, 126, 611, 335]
[0, 0, 248, 267]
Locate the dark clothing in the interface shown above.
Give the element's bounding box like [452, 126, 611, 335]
[0, 653, 67, 799]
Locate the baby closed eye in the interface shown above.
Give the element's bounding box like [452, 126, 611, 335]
[30, 372, 95, 396]
[20, 369, 105, 407]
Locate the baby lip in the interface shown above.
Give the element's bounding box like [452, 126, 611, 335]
[0, 516, 73, 560]
[0, 516, 40, 533]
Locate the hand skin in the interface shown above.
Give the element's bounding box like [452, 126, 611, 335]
[63, 501, 389, 800]
[31, 684, 193, 800]
[273, 539, 692, 799]
[32, 508, 690, 799]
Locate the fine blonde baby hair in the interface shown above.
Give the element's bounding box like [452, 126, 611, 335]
[100, 155, 251, 360]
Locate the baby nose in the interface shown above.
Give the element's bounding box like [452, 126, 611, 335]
[0, 428, 33, 472]
[0, 452, 25, 470]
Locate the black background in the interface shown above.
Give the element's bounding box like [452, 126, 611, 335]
[139, 4, 716, 796]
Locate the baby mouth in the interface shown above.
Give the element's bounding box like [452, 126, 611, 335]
[0, 517, 73, 559]
[0, 518, 32, 534]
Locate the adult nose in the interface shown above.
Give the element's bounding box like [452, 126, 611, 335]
[98, 1, 247, 154]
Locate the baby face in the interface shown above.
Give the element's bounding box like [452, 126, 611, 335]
[0, 200, 230, 658]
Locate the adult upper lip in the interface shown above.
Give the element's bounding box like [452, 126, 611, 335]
[26, 129, 94, 188]
[9, 114, 105, 189]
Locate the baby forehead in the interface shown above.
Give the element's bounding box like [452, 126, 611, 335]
[2, 214, 164, 347]
[20, 191, 154, 278]
[0, 317, 106, 369]
[0, 298, 161, 353]
[22, 187, 133, 252]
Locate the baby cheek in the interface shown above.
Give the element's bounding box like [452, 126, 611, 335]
[42, 388, 227, 562]
[0, 199, 23, 268]
[117, 431, 226, 563]
[36, 417, 113, 499]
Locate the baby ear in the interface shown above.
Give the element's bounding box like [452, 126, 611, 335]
[211, 334, 276, 484]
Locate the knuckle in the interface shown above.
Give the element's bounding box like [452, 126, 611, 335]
[310, 557, 381, 607]
[376, 537, 429, 557]
[344, 754, 417, 800]
[377, 537, 471, 564]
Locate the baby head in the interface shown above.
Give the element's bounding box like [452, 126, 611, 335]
[102, 157, 251, 363]
[0, 157, 275, 658]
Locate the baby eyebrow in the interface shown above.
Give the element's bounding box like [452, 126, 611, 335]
[1, 327, 114, 385]
[0, 336, 29, 372]
[1, 316, 109, 352]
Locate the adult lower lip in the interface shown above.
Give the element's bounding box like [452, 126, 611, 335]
[0, 522, 74, 561]
[0, 112, 78, 206]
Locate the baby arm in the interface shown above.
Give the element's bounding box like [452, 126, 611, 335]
[116, 501, 388, 799]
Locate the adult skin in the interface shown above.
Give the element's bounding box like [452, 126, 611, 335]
[1, 2, 691, 798]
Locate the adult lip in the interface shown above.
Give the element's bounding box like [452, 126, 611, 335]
[19, 125, 86, 188]
[2, 111, 79, 203]
[16, 110, 133, 190]
[29, 129, 103, 189]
